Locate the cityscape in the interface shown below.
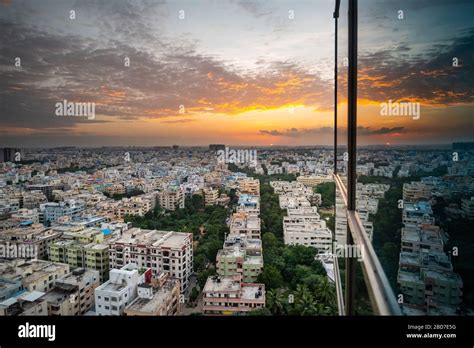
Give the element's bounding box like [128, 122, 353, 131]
[0, 143, 472, 317]
[0, 4, 473, 346]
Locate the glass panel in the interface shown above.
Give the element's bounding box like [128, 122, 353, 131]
[356, 0, 473, 316]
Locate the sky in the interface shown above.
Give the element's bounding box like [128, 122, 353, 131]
[0, 0, 473, 147]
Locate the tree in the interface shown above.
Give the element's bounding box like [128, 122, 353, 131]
[257, 265, 283, 290]
[266, 289, 285, 315]
[314, 276, 336, 309]
[314, 182, 335, 208]
[291, 285, 318, 316]
[189, 286, 200, 303]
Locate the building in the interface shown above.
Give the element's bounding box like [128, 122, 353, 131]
[27, 183, 63, 201]
[157, 186, 185, 211]
[124, 273, 180, 316]
[95, 264, 153, 316]
[236, 194, 260, 214]
[402, 201, 435, 228]
[297, 175, 332, 187]
[403, 182, 432, 203]
[0, 259, 70, 294]
[84, 243, 110, 282]
[0, 277, 22, 302]
[108, 228, 193, 293]
[48, 229, 110, 282]
[228, 212, 261, 240]
[41, 200, 85, 225]
[117, 195, 154, 219]
[283, 217, 332, 251]
[44, 268, 100, 316]
[0, 225, 61, 259]
[0, 290, 47, 316]
[10, 208, 40, 224]
[202, 276, 265, 315]
[398, 251, 463, 309]
[238, 178, 260, 196]
[203, 188, 219, 206]
[216, 237, 263, 283]
[400, 224, 444, 254]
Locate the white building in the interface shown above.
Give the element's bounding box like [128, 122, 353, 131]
[283, 217, 332, 252]
[95, 263, 152, 316]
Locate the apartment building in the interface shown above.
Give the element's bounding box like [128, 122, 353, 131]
[0, 290, 47, 316]
[117, 195, 154, 218]
[124, 273, 180, 316]
[398, 251, 463, 309]
[297, 175, 332, 187]
[0, 259, 70, 293]
[48, 227, 110, 282]
[403, 182, 433, 203]
[157, 186, 185, 211]
[104, 183, 126, 196]
[279, 195, 311, 209]
[21, 191, 48, 209]
[286, 206, 320, 222]
[44, 268, 100, 315]
[108, 228, 193, 293]
[402, 201, 435, 228]
[10, 208, 40, 224]
[0, 277, 22, 302]
[216, 237, 263, 283]
[0, 225, 62, 259]
[84, 243, 110, 282]
[27, 183, 63, 201]
[95, 264, 153, 316]
[283, 217, 332, 252]
[237, 178, 260, 196]
[202, 275, 265, 315]
[228, 212, 261, 240]
[203, 188, 219, 206]
[401, 224, 445, 254]
[40, 200, 85, 225]
[236, 194, 260, 215]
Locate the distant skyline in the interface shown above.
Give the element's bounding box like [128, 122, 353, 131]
[0, 0, 473, 147]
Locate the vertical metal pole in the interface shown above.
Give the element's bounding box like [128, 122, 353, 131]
[333, 1, 340, 246]
[345, 0, 358, 316]
[333, 3, 339, 176]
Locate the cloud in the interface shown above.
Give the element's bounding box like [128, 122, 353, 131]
[353, 28, 474, 106]
[259, 126, 406, 137]
[160, 118, 197, 124]
[0, 16, 333, 132]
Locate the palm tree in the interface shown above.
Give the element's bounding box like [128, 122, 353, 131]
[314, 276, 336, 309]
[266, 289, 285, 315]
[291, 284, 318, 315]
[295, 284, 311, 300]
[296, 292, 319, 316]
